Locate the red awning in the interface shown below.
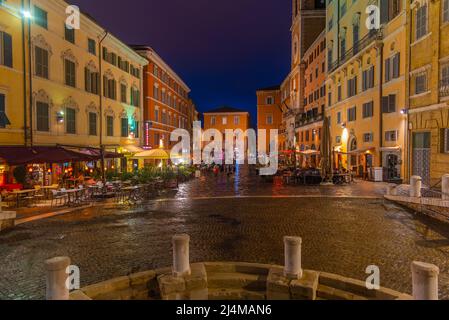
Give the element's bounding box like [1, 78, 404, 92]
[0, 146, 103, 165]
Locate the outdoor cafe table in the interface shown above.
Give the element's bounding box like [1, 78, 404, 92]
[41, 185, 59, 199]
[62, 189, 83, 206]
[11, 189, 36, 207]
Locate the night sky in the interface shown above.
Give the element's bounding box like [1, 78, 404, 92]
[70, 0, 292, 126]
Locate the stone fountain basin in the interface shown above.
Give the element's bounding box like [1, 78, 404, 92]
[70, 262, 412, 300]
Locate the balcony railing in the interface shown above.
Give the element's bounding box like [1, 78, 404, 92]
[328, 29, 382, 73]
[440, 80, 449, 98]
[295, 113, 324, 129]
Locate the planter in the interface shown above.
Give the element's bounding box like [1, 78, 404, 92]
[0, 211, 16, 232]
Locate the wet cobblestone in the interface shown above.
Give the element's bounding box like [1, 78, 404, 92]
[1, 166, 449, 299]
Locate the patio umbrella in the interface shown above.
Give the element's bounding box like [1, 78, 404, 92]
[320, 116, 333, 180]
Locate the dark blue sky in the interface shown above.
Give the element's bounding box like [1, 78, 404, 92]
[71, 0, 292, 125]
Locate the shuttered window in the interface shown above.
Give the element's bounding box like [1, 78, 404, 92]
[347, 107, 357, 122]
[382, 95, 396, 113]
[416, 4, 428, 40]
[444, 0, 449, 22]
[88, 112, 97, 136]
[36, 102, 49, 132]
[106, 116, 114, 136]
[64, 60, 76, 87]
[363, 101, 374, 118]
[85, 68, 99, 94]
[66, 108, 76, 134]
[0, 31, 13, 68]
[35, 46, 49, 79]
[121, 118, 129, 137]
[442, 129, 449, 153]
[0, 93, 11, 128]
[362, 66, 374, 91]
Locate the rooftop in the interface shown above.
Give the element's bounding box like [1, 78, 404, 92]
[203, 106, 249, 114]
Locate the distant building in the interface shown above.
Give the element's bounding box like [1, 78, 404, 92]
[256, 85, 283, 153]
[132, 46, 194, 151]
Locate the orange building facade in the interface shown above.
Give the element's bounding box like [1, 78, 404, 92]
[256, 86, 283, 152]
[296, 30, 326, 167]
[132, 46, 194, 150]
[203, 107, 250, 160]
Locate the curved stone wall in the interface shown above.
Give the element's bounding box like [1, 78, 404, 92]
[69, 262, 412, 300]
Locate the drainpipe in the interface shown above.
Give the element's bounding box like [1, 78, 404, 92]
[27, 0, 33, 146]
[406, 4, 412, 183]
[98, 30, 108, 182]
[21, 0, 27, 147]
[378, 35, 384, 174]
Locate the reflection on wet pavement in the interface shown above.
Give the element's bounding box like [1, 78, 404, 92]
[0, 166, 448, 300]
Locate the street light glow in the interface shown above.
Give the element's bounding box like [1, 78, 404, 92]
[22, 10, 32, 19]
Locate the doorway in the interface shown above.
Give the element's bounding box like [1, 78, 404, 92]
[412, 132, 431, 187]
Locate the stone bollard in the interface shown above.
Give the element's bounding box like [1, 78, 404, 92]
[45, 256, 71, 300]
[172, 234, 191, 277]
[412, 261, 439, 300]
[410, 176, 422, 198]
[195, 170, 201, 178]
[386, 185, 397, 196]
[442, 174, 449, 201]
[283, 236, 303, 280]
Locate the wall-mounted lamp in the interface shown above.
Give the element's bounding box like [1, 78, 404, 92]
[340, 122, 346, 129]
[400, 109, 408, 115]
[22, 11, 32, 19]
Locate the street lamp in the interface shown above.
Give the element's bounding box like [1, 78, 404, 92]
[22, 10, 32, 19]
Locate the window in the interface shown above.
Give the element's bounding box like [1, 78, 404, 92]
[153, 85, 159, 100]
[0, 93, 11, 128]
[415, 73, 427, 94]
[132, 121, 139, 138]
[34, 6, 48, 29]
[0, 31, 13, 68]
[211, 116, 216, 125]
[442, 128, 449, 153]
[154, 109, 159, 122]
[347, 106, 357, 122]
[444, 0, 449, 22]
[131, 87, 140, 107]
[337, 85, 342, 101]
[266, 96, 274, 105]
[222, 117, 227, 125]
[234, 116, 240, 125]
[64, 24, 75, 43]
[382, 94, 396, 113]
[416, 4, 428, 40]
[66, 108, 76, 134]
[385, 53, 400, 82]
[103, 77, 116, 99]
[35, 46, 49, 79]
[64, 59, 76, 87]
[340, 37, 346, 57]
[363, 133, 373, 143]
[266, 114, 273, 125]
[36, 102, 49, 132]
[347, 77, 357, 97]
[88, 39, 96, 55]
[362, 66, 375, 91]
[120, 84, 127, 103]
[337, 111, 342, 124]
[305, 130, 310, 141]
[88, 112, 97, 136]
[363, 101, 374, 118]
[385, 130, 398, 142]
[121, 118, 129, 137]
[85, 68, 99, 94]
[336, 136, 342, 144]
[106, 116, 114, 136]
[328, 92, 332, 107]
[154, 133, 160, 146]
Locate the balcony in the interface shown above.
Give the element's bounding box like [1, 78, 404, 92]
[328, 29, 382, 73]
[295, 113, 324, 129]
[440, 80, 449, 98]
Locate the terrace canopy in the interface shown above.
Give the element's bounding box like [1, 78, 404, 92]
[0, 146, 122, 165]
[131, 148, 170, 160]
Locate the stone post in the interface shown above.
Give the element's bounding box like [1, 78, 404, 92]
[411, 261, 439, 300]
[442, 174, 449, 201]
[45, 256, 71, 300]
[283, 236, 303, 279]
[386, 185, 397, 196]
[410, 176, 422, 198]
[172, 234, 191, 277]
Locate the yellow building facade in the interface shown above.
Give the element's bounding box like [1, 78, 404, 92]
[408, 0, 449, 186]
[326, 0, 408, 181]
[0, 0, 26, 146]
[0, 0, 148, 181]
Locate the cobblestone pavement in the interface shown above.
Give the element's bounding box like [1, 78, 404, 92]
[1, 166, 449, 300]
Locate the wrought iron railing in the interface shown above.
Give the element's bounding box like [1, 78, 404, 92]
[328, 29, 382, 73]
[295, 113, 324, 129]
[440, 80, 449, 98]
